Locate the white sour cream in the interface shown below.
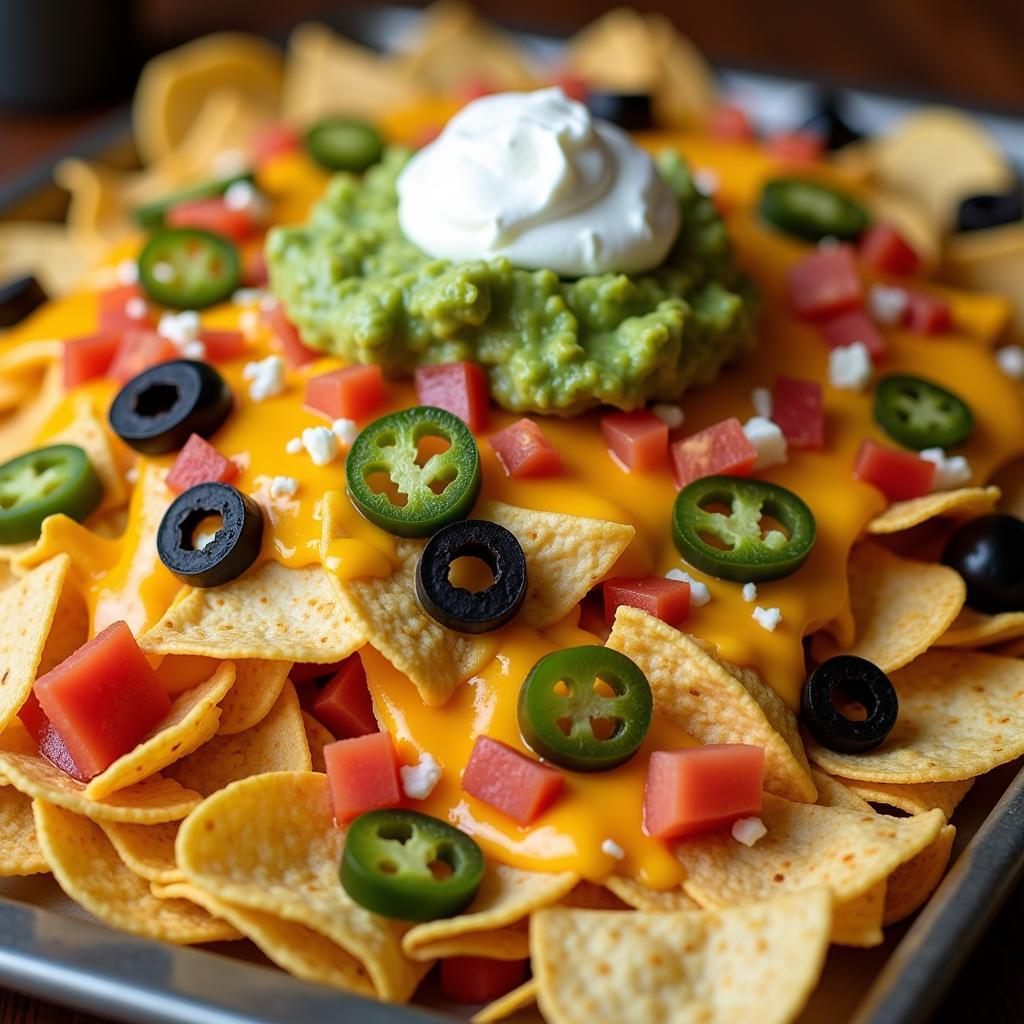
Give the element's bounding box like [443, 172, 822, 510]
[396, 88, 680, 277]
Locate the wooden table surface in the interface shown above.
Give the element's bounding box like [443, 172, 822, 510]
[1, 1, 1022, 1021]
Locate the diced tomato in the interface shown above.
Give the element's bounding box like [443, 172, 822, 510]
[324, 732, 401, 823]
[166, 434, 238, 493]
[252, 122, 301, 168]
[764, 131, 824, 165]
[858, 223, 920, 276]
[643, 745, 764, 839]
[904, 291, 952, 335]
[707, 104, 755, 142]
[242, 245, 269, 287]
[489, 419, 563, 479]
[787, 246, 863, 320]
[600, 410, 668, 472]
[604, 577, 690, 628]
[440, 957, 529, 1005]
[64, 331, 120, 387]
[414, 362, 490, 432]
[18, 692, 86, 781]
[33, 621, 172, 780]
[305, 365, 386, 423]
[98, 283, 153, 332]
[670, 417, 756, 489]
[461, 736, 564, 826]
[262, 301, 318, 367]
[166, 198, 256, 244]
[199, 329, 247, 362]
[311, 657, 379, 739]
[853, 440, 936, 502]
[107, 329, 178, 384]
[822, 309, 886, 362]
[772, 377, 825, 450]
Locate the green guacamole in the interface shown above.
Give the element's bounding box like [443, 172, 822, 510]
[267, 148, 756, 415]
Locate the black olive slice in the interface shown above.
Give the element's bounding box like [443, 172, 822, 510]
[0, 275, 47, 327]
[802, 655, 898, 754]
[956, 187, 1023, 233]
[942, 514, 1024, 614]
[800, 89, 864, 151]
[586, 92, 655, 132]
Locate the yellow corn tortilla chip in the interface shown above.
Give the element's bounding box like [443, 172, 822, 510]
[811, 541, 965, 673]
[402, 863, 578, 962]
[35, 573, 88, 678]
[0, 361, 65, 464]
[472, 979, 538, 1024]
[560, 880, 629, 911]
[866, 486, 1001, 534]
[607, 606, 816, 803]
[832, 881, 887, 948]
[33, 801, 239, 943]
[942, 221, 1024, 338]
[217, 659, 291, 735]
[939, 606, 1024, 648]
[806, 648, 1024, 783]
[883, 824, 956, 926]
[0, 785, 48, 876]
[100, 821, 183, 885]
[302, 711, 334, 774]
[176, 771, 427, 1000]
[0, 222, 90, 297]
[408, 923, 529, 962]
[155, 881, 376, 996]
[46, 400, 128, 514]
[140, 561, 365, 663]
[812, 769, 872, 812]
[839, 778, 974, 819]
[532, 891, 833, 1024]
[84, 662, 236, 799]
[167, 681, 310, 797]
[0, 554, 69, 734]
[603, 875, 700, 912]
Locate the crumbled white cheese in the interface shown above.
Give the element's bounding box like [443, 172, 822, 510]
[693, 168, 720, 196]
[269, 475, 300, 499]
[652, 403, 684, 429]
[285, 437, 303, 455]
[743, 416, 788, 470]
[152, 261, 176, 284]
[996, 345, 1024, 381]
[125, 465, 140, 484]
[751, 386, 773, 419]
[116, 259, 139, 285]
[665, 568, 710, 607]
[400, 753, 442, 800]
[301, 426, 340, 466]
[232, 288, 266, 307]
[158, 310, 201, 348]
[752, 606, 782, 632]
[332, 418, 359, 446]
[224, 180, 269, 220]
[731, 817, 767, 847]
[868, 284, 909, 325]
[920, 447, 973, 492]
[242, 354, 286, 402]
[125, 296, 148, 321]
[601, 838, 626, 860]
[828, 342, 873, 391]
[181, 340, 207, 361]
[742, 582, 758, 603]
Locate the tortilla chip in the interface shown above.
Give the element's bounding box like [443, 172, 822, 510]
[0, 222, 90, 297]
[0, 785, 48, 876]
[402, 863, 578, 962]
[939, 607, 1024, 649]
[46, 400, 128, 514]
[531, 891, 833, 1024]
[36, 572, 88, 677]
[942, 222, 1024, 338]
[883, 824, 956, 925]
[84, 662, 236, 799]
[603, 875, 700, 912]
[100, 821, 183, 885]
[0, 555, 69, 734]
[560, 880, 629, 911]
[155, 881, 375, 995]
[33, 801, 239, 943]
[0, 361, 65, 464]
[302, 711, 334, 773]
[176, 771, 426, 1000]
[866, 486, 1001, 534]
[140, 561, 365, 663]
[806, 649, 1024, 783]
[217, 659, 291, 735]
[607, 606, 816, 802]
[837, 778, 974, 819]
[472, 979, 538, 1024]
[812, 770, 872, 812]
[832, 881, 886, 948]
[811, 541, 965, 673]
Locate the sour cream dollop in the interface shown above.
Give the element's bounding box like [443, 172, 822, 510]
[396, 88, 680, 277]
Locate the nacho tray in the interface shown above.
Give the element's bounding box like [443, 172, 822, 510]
[1, 6, 1023, 1023]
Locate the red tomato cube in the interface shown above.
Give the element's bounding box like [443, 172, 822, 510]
[166, 198, 256, 244]
[108, 329, 178, 384]
[414, 362, 490, 432]
[461, 736, 564, 826]
[707, 104, 755, 142]
[98, 283, 153, 332]
[199, 329, 247, 362]
[787, 246, 863, 320]
[853, 440, 936, 502]
[166, 434, 238, 493]
[312, 657, 379, 739]
[64, 331, 120, 388]
[243, 245, 269, 287]
[858, 223, 921, 276]
[643, 745, 764, 839]
[600, 410, 668, 472]
[822, 309, 886, 362]
[604, 577, 690, 628]
[670, 417, 756, 489]
[764, 131, 824, 165]
[772, 377, 825, 450]
[489, 419, 563, 479]
[324, 731, 401, 823]
[262, 301, 318, 368]
[305, 365, 386, 423]
[904, 291, 952, 335]
[33, 621, 172, 780]
[18, 691, 86, 781]
[440, 957, 528, 1005]
[251, 122, 301, 168]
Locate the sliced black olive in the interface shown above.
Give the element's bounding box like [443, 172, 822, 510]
[800, 89, 864, 151]
[415, 519, 526, 634]
[157, 482, 263, 588]
[942, 514, 1024, 614]
[586, 92, 654, 132]
[0, 275, 47, 327]
[955, 186, 1023, 233]
[109, 360, 232, 455]
[802, 655, 898, 754]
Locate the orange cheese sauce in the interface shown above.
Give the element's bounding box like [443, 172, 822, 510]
[5, 134, 1024, 888]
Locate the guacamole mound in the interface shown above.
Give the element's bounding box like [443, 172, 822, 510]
[267, 148, 757, 415]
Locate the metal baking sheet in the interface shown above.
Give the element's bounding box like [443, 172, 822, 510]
[1, 6, 1023, 1023]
